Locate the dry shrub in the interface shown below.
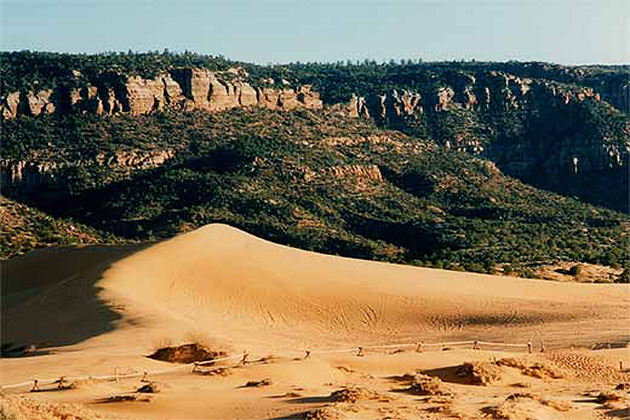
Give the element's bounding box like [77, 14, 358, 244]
[244, 378, 272, 388]
[481, 404, 520, 420]
[456, 361, 502, 385]
[405, 374, 452, 397]
[595, 391, 625, 404]
[329, 386, 393, 403]
[615, 383, 630, 391]
[137, 382, 160, 393]
[505, 392, 537, 401]
[304, 407, 344, 420]
[496, 358, 564, 379]
[106, 395, 138, 403]
[148, 343, 226, 364]
[483, 393, 573, 419]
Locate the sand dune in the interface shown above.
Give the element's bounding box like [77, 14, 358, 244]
[4, 224, 630, 355]
[2, 224, 629, 419]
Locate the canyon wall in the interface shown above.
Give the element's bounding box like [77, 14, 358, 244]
[344, 70, 630, 211]
[0, 149, 176, 194]
[0, 68, 322, 119]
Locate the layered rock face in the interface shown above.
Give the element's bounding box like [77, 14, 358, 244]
[0, 68, 323, 119]
[301, 164, 383, 184]
[347, 71, 603, 126]
[345, 70, 629, 211]
[1, 149, 175, 193]
[323, 164, 383, 182]
[348, 90, 423, 122]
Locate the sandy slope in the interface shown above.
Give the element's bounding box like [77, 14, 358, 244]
[2, 224, 629, 419]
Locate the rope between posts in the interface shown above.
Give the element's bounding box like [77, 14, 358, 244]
[0, 338, 550, 390]
[475, 341, 528, 348]
[1, 354, 243, 390]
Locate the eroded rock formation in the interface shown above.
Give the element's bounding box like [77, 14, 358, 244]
[1, 149, 175, 193]
[0, 68, 323, 119]
[343, 70, 629, 212]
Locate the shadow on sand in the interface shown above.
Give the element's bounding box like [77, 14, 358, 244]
[1, 243, 151, 355]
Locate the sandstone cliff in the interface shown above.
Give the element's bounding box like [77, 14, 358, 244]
[1, 149, 175, 193]
[347, 71, 602, 125]
[302, 164, 384, 183]
[0, 68, 322, 119]
[343, 70, 629, 212]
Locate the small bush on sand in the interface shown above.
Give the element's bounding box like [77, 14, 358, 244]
[484, 393, 573, 419]
[329, 386, 393, 403]
[148, 343, 226, 364]
[456, 361, 502, 385]
[615, 383, 630, 391]
[404, 374, 452, 396]
[106, 395, 138, 403]
[244, 379, 272, 388]
[137, 382, 160, 393]
[304, 407, 344, 420]
[595, 391, 625, 404]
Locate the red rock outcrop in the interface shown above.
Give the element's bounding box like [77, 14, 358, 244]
[0, 68, 323, 120]
[435, 87, 455, 111]
[0, 91, 20, 119]
[1, 149, 176, 192]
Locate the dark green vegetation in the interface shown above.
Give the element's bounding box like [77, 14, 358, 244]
[0, 196, 116, 258]
[247, 60, 630, 105]
[253, 61, 630, 213]
[0, 50, 231, 95]
[2, 52, 628, 282]
[3, 108, 629, 280]
[3, 52, 628, 212]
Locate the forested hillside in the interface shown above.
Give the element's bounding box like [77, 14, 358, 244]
[2, 52, 629, 282]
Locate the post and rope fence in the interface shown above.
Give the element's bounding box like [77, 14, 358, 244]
[2, 337, 625, 392]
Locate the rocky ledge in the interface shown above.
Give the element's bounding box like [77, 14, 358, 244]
[0, 68, 322, 119]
